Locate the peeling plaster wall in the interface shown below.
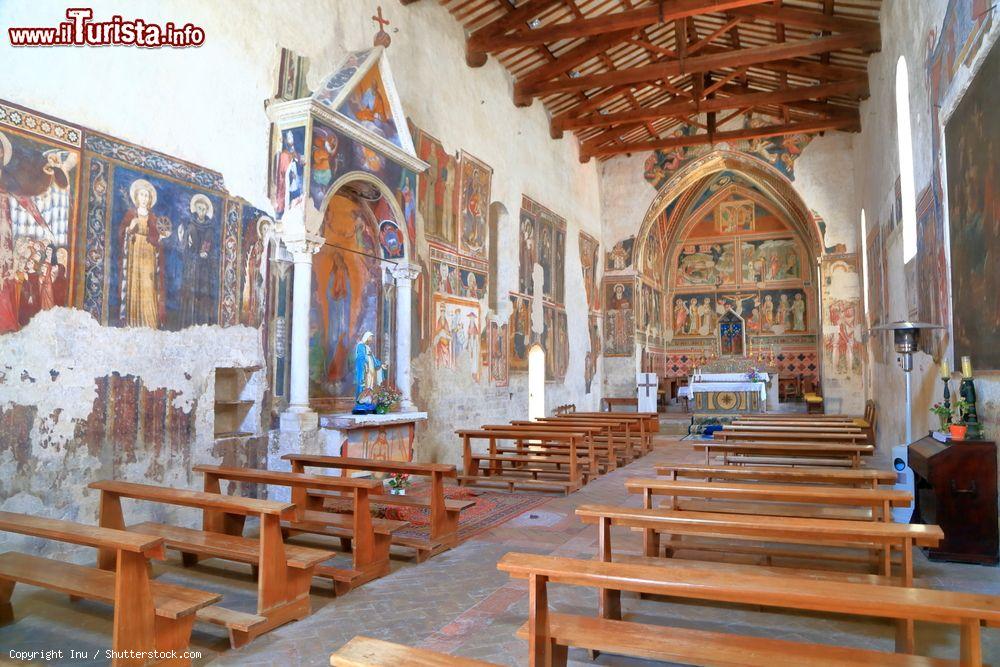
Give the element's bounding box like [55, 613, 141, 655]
[0, 1, 605, 489]
[853, 0, 1000, 450]
[0, 309, 265, 559]
[597, 133, 864, 410]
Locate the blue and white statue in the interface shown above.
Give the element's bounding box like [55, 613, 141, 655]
[354, 331, 387, 412]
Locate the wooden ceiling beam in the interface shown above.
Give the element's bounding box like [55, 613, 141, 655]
[513, 28, 637, 104]
[557, 76, 867, 131]
[470, 0, 772, 53]
[727, 4, 880, 34]
[523, 30, 879, 97]
[580, 114, 861, 160]
[465, 0, 566, 66]
[688, 17, 744, 55]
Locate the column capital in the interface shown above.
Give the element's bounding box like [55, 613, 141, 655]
[390, 261, 422, 282]
[283, 231, 324, 259]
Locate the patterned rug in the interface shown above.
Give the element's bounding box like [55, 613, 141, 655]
[322, 481, 551, 544]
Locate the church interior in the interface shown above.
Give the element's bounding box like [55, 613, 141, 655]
[0, 0, 998, 664]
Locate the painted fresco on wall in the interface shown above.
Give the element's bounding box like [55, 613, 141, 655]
[432, 294, 481, 381]
[579, 232, 600, 311]
[413, 125, 456, 244]
[736, 289, 810, 335]
[642, 113, 814, 190]
[487, 318, 508, 387]
[309, 125, 346, 208]
[604, 280, 634, 356]
[676, 242, 735, 287]
[717, 199, 754, 233]
[508, 292, 531, 372]
[341, 424, 413, 462]
[105, 166, 223, 330]
[337, 64, 401, 148]
[584, 314, 601, 393]
[741, 238, 802, 283]
[915, 186, 948, 356]
[606, 236, 634, 271]
[239, 207, 273, 328]
[456, 151, 492, 260]
[671, 293, 717, 338]
[518, 196, 566, 302]
[431, 260, 486, 299]
[555, 309, 568, 381]
[824, 298, 863, 378]
[310, 194, 383, 399]
[270, 126, 305, 220]
[946, 40, 999, 369]
[0, 125, 80, 334]
[378, 220, 404, 259]
[640, 283, 663, 340]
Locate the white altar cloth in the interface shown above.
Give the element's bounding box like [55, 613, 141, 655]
[689, 379, 768, 402]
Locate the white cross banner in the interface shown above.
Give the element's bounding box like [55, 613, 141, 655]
[637, 372, 658, 413]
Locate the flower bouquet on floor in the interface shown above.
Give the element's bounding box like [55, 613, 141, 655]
[385, 472, 411, 495]
[372, 382, 402, 415]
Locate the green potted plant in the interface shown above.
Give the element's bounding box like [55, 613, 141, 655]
[929, 402, 951, 432]
[372, 383, 402, 415]
[949, 397, 970, 441]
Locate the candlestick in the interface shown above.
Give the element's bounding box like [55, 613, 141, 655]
[962, 355, 973, 379]
[940, 358, 950, 379]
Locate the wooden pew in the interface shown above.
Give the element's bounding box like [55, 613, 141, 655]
[537, 415, 637, 465]
[492, 423, 606, 474]
[625, 478, 910, 522]
[498, 552, 1000, 666]
[575, 504, 943, 585]
[715, 427, 870, 444]
[331, 635, 499, 666]
[456, 429, 586, 493]
[192, 465, 404, 587]
[694, 441, 874, 468]
[89, 480, 333, 647]
[0, 511, 223, 666]
[553, 412, 657, 455]
[282, 454, 473, 562]
[656, 464, 897, 489]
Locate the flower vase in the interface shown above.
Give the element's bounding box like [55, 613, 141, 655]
[388, 487, 406, 495]
[375, 403, 389, 415]
[949, 424, 968, 441]
[938, 415, 949, 432]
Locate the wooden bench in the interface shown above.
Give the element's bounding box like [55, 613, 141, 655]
[601, 397, 637, 412]
[536, 415, 637, 465]
[457, 429, 586, 493]
[283, 454, 473, 562]
[694, 440, 874, 468]
[715, 427, 870, 444]
[626, 478, 911, 522]
[330, 635, 498, 666]
[193, 465, 404, 588]
[516, 419, 623, 470]
[552, 411, 657, 455]
[498, 552, 1000, 666]
[483, 423, 604, 475]
[89, 479, 332, 647]
[656, 464, 897, 489]
[0, 511, 223, 666]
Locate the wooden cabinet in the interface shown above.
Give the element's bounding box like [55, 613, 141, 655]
[909, 435, 998, 565]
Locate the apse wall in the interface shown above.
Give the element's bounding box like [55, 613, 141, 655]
[0, 0, 605, 558]
[852, 0, 999, 450]
[597, 129, 867, 415]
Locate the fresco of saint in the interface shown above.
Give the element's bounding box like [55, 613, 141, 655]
[120, 179, 168, 328]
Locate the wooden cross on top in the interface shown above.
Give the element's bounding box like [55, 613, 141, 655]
[372, 6, 391, 48]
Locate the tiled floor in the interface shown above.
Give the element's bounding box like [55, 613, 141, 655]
[3, 420, 999, 666]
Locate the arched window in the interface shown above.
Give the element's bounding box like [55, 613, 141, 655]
[860, 209, 870, 322]
[896, 56, 918, 263]
[528, 344, 545, 420]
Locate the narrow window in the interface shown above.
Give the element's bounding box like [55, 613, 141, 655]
[528, 344, 545, 420]
[896, 56, 918, 262]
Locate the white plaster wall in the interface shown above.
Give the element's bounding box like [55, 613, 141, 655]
[852, 0, 1000, 449]
[0, 0, 606, 474]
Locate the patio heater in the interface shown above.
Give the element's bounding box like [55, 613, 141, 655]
[871, 321, 942, 522]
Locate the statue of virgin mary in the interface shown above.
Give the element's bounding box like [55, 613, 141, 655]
[354, 331, 387, 406]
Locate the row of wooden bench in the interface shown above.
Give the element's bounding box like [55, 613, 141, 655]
[0, 454, 474, 664]
[328, 406, 998, 665]
[455, 410, 659, 494]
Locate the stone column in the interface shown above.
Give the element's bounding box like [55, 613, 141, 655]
[390, 262, 421, 412]
[279, 232, 323, 433]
